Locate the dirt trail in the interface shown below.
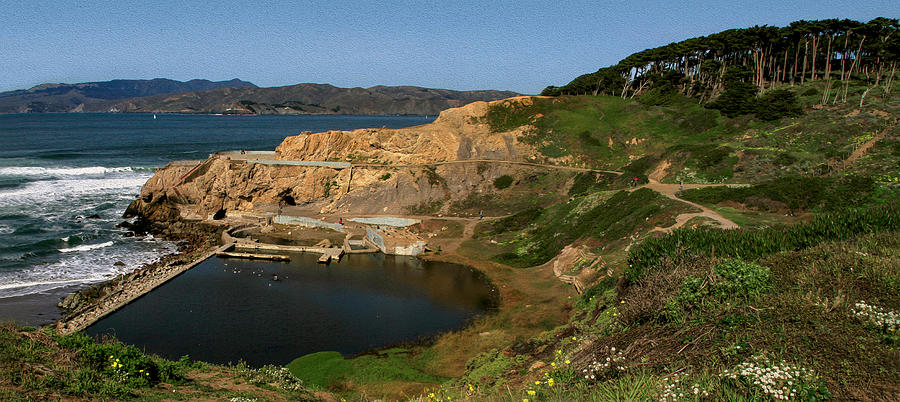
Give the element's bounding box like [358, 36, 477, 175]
[443, 219, 480, 254]
[838, 120, 897, 171]
[640, 179, 740, 232]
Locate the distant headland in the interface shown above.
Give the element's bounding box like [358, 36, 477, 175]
[0, 78, 519, 115]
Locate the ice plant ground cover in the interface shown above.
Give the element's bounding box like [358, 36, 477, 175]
[659, 372, 709, 402]
[582, 346, 627, 381]
[851, 301, 899, 331]
[723, 354, 828, 400]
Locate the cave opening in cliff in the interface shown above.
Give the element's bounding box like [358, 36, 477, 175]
[281, 195, 296, 206]
[213, 209, 226, 220]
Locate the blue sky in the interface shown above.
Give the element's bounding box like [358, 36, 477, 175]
[0, 1, 896, 94]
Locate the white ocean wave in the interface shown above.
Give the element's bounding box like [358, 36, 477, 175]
[0, 225, 13, 235]
[0, 166, 135, 177]
[58, 241, 114, 253]
[0, 175, 151, 203]
[0, 239, 177, 298]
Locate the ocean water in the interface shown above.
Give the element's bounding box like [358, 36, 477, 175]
[0, 113, 433, 322]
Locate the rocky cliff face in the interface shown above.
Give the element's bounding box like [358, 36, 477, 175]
[127, 97, 541, 222]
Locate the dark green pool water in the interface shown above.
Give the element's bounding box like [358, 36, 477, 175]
[86, 253, 496, 366]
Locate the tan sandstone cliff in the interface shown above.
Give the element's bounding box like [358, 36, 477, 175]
[126, 97, 544, 222]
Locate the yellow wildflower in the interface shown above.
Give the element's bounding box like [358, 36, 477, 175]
[565, 360, 570, 364]
[528, 390, 536, 396]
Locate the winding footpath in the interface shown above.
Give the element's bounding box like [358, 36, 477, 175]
[641, 178, 740, 232]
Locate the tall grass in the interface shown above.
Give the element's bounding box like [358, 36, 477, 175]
[626, 204, 900, 281]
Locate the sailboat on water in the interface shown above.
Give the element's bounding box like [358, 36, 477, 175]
[153, 114, 157, 120]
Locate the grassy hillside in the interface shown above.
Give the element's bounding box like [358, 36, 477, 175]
[483, 81, 899, 186]
[443, 227, 898, 401]
[414, 81, 900, 401]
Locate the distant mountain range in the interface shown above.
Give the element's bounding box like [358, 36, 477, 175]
[0, 79, 518, 115]
[0, 78, 256, 113]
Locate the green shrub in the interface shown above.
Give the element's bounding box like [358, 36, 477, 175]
[568, 172, 611, 196]
[706, 67, 759, 117]
[481, 102, 537, 133]
[677, 107, 721, 134]
[423, 166, 446, 187]
[801, 87, 819, 96]
[713, 259, 770, 300]
[577, 275, 618, 309]
[493, 175, 514, 189]
[662, 259, 770, 323]
[679, 175, 877, 212]
[756, 88, 804, 121]
[461, 349, 513, 387]
[481, 207, 542, 236]
[404, 200, 443, 215]
[615, 155, 659, 186]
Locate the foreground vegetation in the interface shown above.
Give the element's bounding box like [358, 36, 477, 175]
[0, 324, 319, 400]
[418, 201, 899, 401]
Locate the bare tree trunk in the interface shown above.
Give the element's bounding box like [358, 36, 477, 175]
[801, 39, 809, 84]
[885, 62, 897, 96]
[620, 69, 633, 98]
[860, 86, 874, 108]
[821, 80, 832, 105]
[875, 61, 883, 87]
[823, 34, 833, 80]
[768, 49, 776, 88]
[842, 35, 866, 103]
[839, 33, 849, 82]
[811, 35, 819, 81]
[781, 49, 789, 84]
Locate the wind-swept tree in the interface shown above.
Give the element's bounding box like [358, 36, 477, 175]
[547, 17, 899, 107]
